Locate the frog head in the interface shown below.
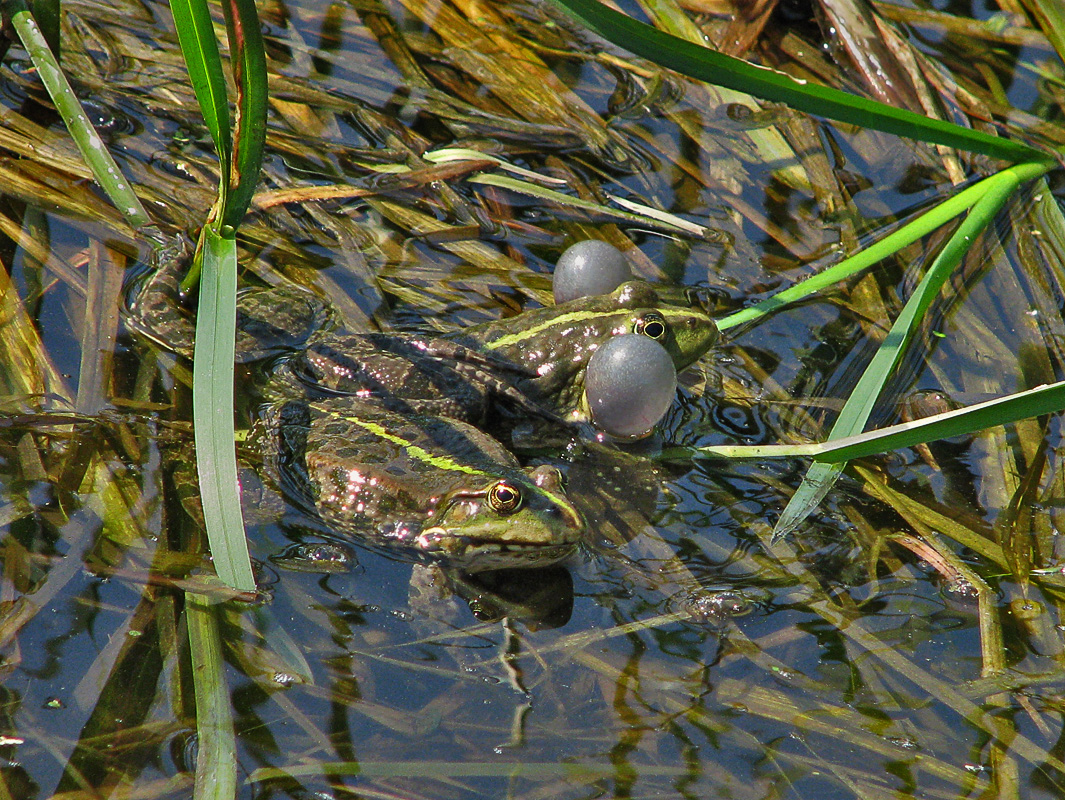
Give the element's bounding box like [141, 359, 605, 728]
[415, 465, 583, 571]
[468, 280, 719, 419]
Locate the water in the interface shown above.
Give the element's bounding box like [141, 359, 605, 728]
[2, 0, 1065, 797]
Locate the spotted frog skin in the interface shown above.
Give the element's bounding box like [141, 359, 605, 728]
[262, 398, 583, 570]
[444, 280, 719, 420]
[127, 240, 719, 424]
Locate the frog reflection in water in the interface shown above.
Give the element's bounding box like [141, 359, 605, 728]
[127, 237, 718, 568]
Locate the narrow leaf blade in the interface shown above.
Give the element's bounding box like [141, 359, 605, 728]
[716, 176, 993, 330]
[170, 0, 233, 181]
[689, 379, 1065, 463]
[9, 2, 153, 231]
[219, 0, 268, 230]
[192, 228, 255, 593]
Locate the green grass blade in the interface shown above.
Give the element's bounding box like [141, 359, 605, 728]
[830, 163, 1048, 436]
[774, 459, 846, 535]
[218, 0, 267, 232]
[173, 0, 265, 593]
[717, 175, 1000, 330]
[548, 0, 1051, 164]
[827, 377, 1063, 459]
[170, 0, 232, 195]
[8, 1, 153, 231]
[186, 592, 238, 800]
[771, 160, 1051, 538]
[193, 227, 255, 593]
[685, 379, 1065, 462]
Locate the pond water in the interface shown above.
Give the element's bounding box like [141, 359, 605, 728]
[3, 0, 1065, 798]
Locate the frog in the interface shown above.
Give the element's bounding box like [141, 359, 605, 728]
[127, 235, 719, 425]
[436, 279, 719, 421]
[310, 280, 720, 423]
[259, 398, 583, 571]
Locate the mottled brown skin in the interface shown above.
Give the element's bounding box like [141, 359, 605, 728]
[128, 243, 553, 423]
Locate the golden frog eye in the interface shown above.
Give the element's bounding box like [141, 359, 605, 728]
[488, 481, 523, 514]
[633, 312, 667, 340]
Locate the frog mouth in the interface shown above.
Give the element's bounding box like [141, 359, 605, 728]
[414, 529, 576, 568]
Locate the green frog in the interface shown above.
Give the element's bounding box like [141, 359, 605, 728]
[259, 398, 583, 570]
[128, 238, 719, 424]
[306, 280, 720, 423]
[450, 281, 717, 417]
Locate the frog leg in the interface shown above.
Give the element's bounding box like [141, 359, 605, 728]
[401, 337, 565, 423]
[236, 285, 335, 360]
[126, 231, 196, 359]
[127, 230, 334, 362]
[302, 334, 565, 424]
[469, 367, 565, 423]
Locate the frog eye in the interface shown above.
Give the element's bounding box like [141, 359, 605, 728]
[488, 481, 523, 514]
[634, 312, 667, 340]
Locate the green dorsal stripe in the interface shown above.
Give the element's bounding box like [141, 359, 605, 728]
[483, 307, 696, 349]
[537, 486, 579, 517]
[342, 415, 489, 477]
[340, 414, 581, 519]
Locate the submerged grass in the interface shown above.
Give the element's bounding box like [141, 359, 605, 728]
[186, 592, 237, 800]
